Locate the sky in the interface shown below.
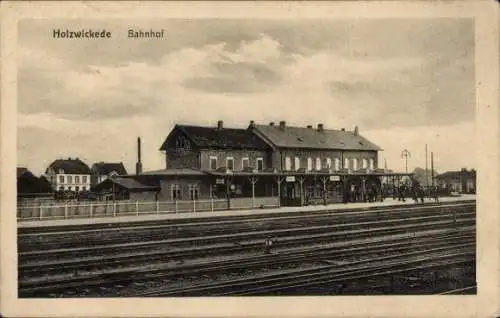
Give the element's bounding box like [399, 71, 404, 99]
[17, 18, 476, 176]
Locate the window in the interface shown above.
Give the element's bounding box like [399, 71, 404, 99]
[256, 158, 264, 171]
[226, 157, 234, 171]
[75, 176, 80, 184]
[82, 186, 86, 192]
[210, 156, 217, 170]
[82, 176, 87, 183]
[334, 158, 340, 171]
[176, 136, 191, 150]
[59, 175, 65, 184]
[294, 157, 300, 171]
[67, 175, 73, 183]
[344, 158, 350, 170]
[75, 186, 80, 192]
[315, 158, 321, 171]
[58, 169, 64, 174]
[171, 184, 181, 200]
[242, 158, 249, 170]
[353, 158, 358, 171]
[369, 159, 375, 170]
[307, 158, 313, 171]
[68, 186, 72, 191]
[285, 157, 292, 171]
[189, 184, 200, 200]
[362, 159, 368, 169]
[326, 158, 332, 170]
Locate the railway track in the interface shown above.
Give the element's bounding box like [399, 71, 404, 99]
[18, 201, 476, 297]
[19, 228, 474, 297]
[18, 201, 475, 251]
[19, 206, 475, 261]
[138, 243, 475, 296]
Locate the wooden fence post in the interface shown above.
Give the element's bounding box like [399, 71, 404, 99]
[64, 203, 68, 219]
[175, 200, 178, 213]
[39, 206, 43, 220]
[211, 197, 214, 213]
[193, 199, 196, 213]
[113, 202, 116, 217]
[136, 201, 139, 216]
[156, 200, 160, 215]
[89, 203, 93, 218]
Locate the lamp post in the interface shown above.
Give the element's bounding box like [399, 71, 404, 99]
[400, 149, 411, 174]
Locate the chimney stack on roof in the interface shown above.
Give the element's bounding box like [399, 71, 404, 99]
[269, 122, 275, 126]
[279, 121, 286, 130]
[217, 120, 224, 129]
[317, 123, 324, 132]
[249, 120, 255, 128]
[136, 137, 143, 175]
[354, 126, 359, 136]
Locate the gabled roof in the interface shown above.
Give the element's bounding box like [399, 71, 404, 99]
[251, 124, 381, 151]
[46, 158, 91, 174]
[140, 168, 206, 176]
[436, 169, 476, 180]
[17, 167, 30, 178]
[92, 162, 127, 175]
[93, 177, 159, 192]
[160, 124, 271, 151]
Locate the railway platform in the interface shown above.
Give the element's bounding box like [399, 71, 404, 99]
[17, 194, 476, 228]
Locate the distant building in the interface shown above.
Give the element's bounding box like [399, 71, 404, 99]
[92, 176, 160, 201]
[17, 167, 53, 198]
[436, 168, 476, 194]
[45, 158, 91, 192]
[91, 162, 128, 186]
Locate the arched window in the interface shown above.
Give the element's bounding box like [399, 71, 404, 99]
[285, 157, 292, 171]
[352, 158, 358, 171]
[369, 159, 375, 170]
[294, 157, 300, 171]
[344, 158, 350, 170]
[307, 158, 313, 171]
[326, 158, 332, 170]
[315, 158, 321, 171]
[334, 158, 340, 171]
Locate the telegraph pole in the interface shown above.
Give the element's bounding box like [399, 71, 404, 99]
[425, 144, 429, 190]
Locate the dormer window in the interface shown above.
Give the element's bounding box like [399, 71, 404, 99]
[176, 136, 191, 151]
[58, 169, 64, 174]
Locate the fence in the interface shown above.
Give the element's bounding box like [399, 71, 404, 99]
[17, 196, 280, 221]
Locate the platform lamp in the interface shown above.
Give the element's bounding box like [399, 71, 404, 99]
[400, 149, 411, 175]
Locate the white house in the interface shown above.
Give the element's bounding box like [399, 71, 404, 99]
[45, 158, 91, 192]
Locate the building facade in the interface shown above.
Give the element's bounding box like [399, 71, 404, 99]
[436, 168, 476, 194]
[45, 158, 91, 192]
[91, 162, 128, 186]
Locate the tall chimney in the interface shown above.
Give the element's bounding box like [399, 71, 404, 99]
[354, 126, 359, 136]
[217, 120, 223, 129]
[136, 137, 143, 175]
[317, 123, 324, 132]
[279, 121, 286, 130]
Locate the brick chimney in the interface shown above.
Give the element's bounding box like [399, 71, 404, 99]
[135, 137, 143, 175]
[279, 121, 286, 130]
[354, 126, 359, 136]
[249, 120, 255, 128]
[317, 123, 324, 132]
[217, 120, 223, 129]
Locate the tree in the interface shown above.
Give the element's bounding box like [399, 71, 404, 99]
[412, 167, 438, 187]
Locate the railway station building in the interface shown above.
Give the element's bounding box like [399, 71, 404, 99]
[102, 120, 413, 208]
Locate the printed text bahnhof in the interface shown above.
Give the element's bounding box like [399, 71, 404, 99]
[52, 29, 166, 39]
